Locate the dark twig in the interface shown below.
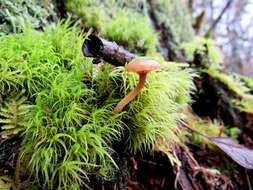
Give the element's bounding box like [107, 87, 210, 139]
[82, 34, 136, 66]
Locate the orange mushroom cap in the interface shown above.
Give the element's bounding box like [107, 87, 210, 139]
[125, 59, 161, 74]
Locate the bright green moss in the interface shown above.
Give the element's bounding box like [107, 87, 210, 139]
[189, 118, 225, 147]
[185, 113, 241, 147]
[233, 96, 253, 114]
[0, 21, 121, 189]
[240, 75, 253, 91]
[121, 63, 195, 153]
[0, 21, 195, 188]
[181, 37, 222, 65]
[90, 60, 195, 156]
[102, 10, 157, 52]
[0, 21, 83, 97]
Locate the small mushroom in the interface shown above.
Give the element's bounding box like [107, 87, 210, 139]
[114, 59, 160, 113]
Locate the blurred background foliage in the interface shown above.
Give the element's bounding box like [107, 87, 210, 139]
[0, 0, 56, 35]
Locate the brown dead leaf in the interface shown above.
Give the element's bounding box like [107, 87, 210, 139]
[208, 137, 253, 169]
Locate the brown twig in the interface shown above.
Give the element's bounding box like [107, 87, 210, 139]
[82, 34, 136, 66]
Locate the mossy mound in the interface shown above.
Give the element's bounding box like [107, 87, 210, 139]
[0, 21, 195, 189]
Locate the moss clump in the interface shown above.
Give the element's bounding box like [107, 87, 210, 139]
[203, 67, 253, 113]
[0, 20, 195, 189]
[102, 10, 157, 52]
[1, 21, 121, 189]
[0, 0, 56, 35]
[181, 37, 222, 66]
[66, 0, 157, 53]
[191, 120, 224, 146]
[203, 67, 249, 97]
[240, 75, 253, 91]
[66, 0, 195, 53]
[233, 96, 253, 114]
[183, 111, 241, 147]
[119, 62, 195, 153]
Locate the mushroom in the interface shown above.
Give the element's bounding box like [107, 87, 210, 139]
[113, 59, 160, 113]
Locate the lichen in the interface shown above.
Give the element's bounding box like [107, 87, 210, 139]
[0, 0, 56, 35]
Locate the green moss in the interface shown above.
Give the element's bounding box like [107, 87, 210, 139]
[0, 21, 120, 189]
[66, 0, 195, 53]
[233, 96, 253, 114]
[186, 115, 224, 146]
[90, 59, 195, 157]
[66, 0, 157, 53]
[122, 63, 195, 153]
[203, 67, 253, 113]
[240, 75, 253, 91]
[0, 0, 56, 35]
[225, 127, 241, 142]
[181, 37, 222, 66]
[102, 10, 157, 52]
[203, 67, 249, 97]
[185, 112, 241, 147]
[0, 20, 195, 188]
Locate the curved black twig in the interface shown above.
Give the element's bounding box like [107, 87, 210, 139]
[82, 34, 136, 66]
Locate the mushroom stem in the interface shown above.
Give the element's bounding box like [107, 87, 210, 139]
[114, 73, 147, 113]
